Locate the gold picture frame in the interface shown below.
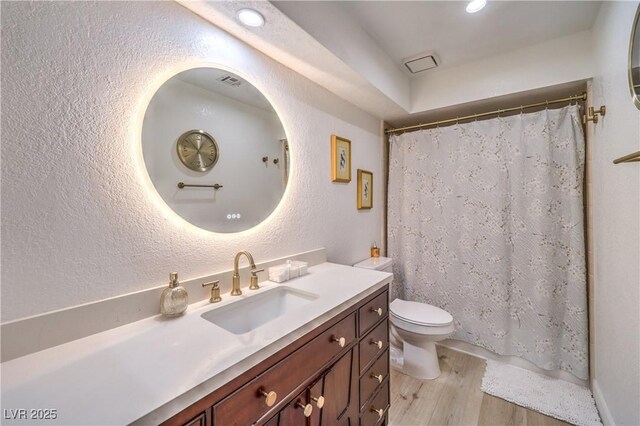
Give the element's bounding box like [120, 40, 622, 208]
[357, 169, 373, 209]
[331, 135, 351, 182]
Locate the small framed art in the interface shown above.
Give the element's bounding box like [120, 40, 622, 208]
[357, 169, 373, 209]
[331, 135, 351, 182]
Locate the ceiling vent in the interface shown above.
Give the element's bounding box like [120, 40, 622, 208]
[218, 75, 243, 87]
[403, 52, 439, 74]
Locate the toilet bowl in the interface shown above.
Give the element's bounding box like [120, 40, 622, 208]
[389, 299, 454, 379]
[353, 256, 455, 380]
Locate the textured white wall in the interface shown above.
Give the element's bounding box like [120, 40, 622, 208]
[142, 78, 285, 232]
[1, 1, 382, 322]
[590, 2, 640, 425]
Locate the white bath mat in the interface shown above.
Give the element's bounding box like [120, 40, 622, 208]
[481, 360, 602, 426]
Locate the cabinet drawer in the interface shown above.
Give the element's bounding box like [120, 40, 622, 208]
[359, 349, 388, 411]
[360, 380, 389, 426]
[359, 319, 388, 374]
[214, 313, 357, 426]
[358, 291, 388, 336]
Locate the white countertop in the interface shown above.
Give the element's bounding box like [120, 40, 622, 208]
[0, 263, 392, 425]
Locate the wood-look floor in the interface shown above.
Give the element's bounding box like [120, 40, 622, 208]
[388, 347, 570, 426]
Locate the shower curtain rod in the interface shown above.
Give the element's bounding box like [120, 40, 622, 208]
[385, 92, 587, 135]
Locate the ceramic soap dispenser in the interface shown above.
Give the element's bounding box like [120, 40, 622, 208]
[160, 272, 188, 317]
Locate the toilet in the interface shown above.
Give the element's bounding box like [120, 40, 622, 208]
[353, 256, 455, 380]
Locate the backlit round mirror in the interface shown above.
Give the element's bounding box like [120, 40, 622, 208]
[142, 67, 289, 233]
[630, 5, 640, 109]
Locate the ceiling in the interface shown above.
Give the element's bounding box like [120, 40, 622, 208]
[179, 1, 602, 119]
[333, 1, 601, 73]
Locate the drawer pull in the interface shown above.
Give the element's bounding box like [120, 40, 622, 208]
[259, 389, 278, 407]
[296, 401, 313, 417]
[370, 307, 383, 316]
[311, 395, 325, 409]
[371, 406, 385, 419]
[333, 336, 346, 347]
[370, 339, 383, 349]
[371, 372, 384, 383]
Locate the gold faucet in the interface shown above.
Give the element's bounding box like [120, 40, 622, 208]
[231, 251, 264, 296]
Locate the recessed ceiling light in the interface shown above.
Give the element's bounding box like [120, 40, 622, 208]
[237, 8, 265, 27]
[466, 0, 486, 13]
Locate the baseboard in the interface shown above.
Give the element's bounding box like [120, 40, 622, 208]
[592, 379, 615, 426]
[1, 248, 327, 362]
[438, 339, 588, 387]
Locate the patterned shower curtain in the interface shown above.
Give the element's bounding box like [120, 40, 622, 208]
[388, 105, 588, 380]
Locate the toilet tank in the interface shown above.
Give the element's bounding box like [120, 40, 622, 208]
[353, 256, 393, 273]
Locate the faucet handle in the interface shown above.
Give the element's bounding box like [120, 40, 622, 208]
[249, 269, 263, 291]
[202, 280, 221, 303]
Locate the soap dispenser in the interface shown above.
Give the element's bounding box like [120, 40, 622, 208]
[371, 242, 380, 258]
[160, 272, 188, 317]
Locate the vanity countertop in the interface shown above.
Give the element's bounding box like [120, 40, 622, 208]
[0, 262, 392, 425]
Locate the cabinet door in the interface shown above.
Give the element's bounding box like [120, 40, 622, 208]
[262, 413, 280, 426]
[308, 378, 324, 426]
[278, 391, 311, 426]
[321, 347, 356, 426]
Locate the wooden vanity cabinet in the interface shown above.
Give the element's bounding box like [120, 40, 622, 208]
[164, 285, 389, 426]
[263, 347, 358, 426]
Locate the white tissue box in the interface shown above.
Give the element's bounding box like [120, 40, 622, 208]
[288, 262, 299, 278]
[289, 260, 308, 276]
[268, 260, 309, 283]
[268, 265, 290, 283]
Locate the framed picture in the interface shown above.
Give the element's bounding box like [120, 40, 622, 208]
[357, 169, 373, 209]
[331, 135, 351, 182]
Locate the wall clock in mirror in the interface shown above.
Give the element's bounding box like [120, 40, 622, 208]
[176, 129, 219, 172]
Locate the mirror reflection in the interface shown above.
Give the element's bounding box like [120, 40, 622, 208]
[142, 67, 289, 233]
[631, 6, 640, 109]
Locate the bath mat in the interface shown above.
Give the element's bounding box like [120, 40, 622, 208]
[481, 360, 602, 426]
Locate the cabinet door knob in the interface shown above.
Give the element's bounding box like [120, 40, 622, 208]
[371, 373, 384, 383]
[311, 395, 325, 408]
[296, 401, 313, 417]
[371, 406, 385, 419]
[370, 339, 383, 349]
[333, 336, 346, 347]
[370, 307, 383, 316]
[259, 389, 278, 407]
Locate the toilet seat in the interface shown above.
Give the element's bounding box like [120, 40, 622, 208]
[390, 299, 453, 327]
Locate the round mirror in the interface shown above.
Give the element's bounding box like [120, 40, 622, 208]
[630, 5, 640, 109]
[142, 67, 289, 233]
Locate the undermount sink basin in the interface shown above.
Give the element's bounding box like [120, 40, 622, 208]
[201, 286, 319, 335]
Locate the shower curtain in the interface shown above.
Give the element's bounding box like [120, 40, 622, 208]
[388, 105, 588, 380]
